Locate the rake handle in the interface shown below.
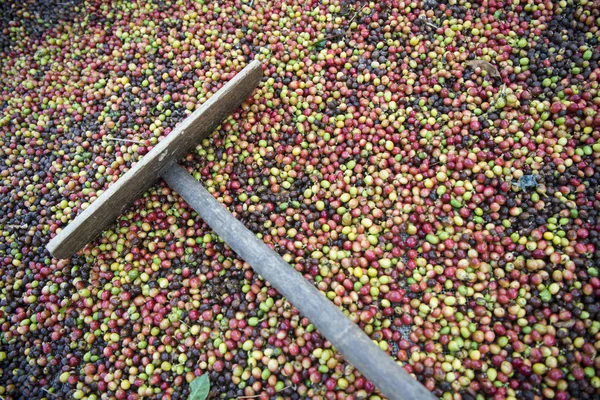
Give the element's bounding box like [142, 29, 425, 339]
[160, 162, 436, 400]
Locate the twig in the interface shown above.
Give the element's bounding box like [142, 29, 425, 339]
[419, 16, 439, 29]
[323, 33, 344, 42]
[347, 3, 369, 27]
[104, 137, 146, 144]
[42, 388, 57, 397]
[308, 3, 369, 49]
[499, 83, 506, 97]
[237, 385, 296, 399]
[479, 83, 506, 119]
[237, 394, 263, 399]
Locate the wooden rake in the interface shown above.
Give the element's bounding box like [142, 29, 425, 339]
[47, 60, 434, 400]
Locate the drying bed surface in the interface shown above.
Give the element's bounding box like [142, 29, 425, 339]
[1, 0, 599, 399]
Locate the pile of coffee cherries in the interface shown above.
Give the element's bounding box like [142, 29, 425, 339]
[1, 0, 599, 399]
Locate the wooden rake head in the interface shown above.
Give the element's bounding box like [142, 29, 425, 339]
[47, 60, 263, 259]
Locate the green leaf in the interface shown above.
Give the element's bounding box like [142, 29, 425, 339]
[310, 38, 327, 51]
[188, 374, 210, 400]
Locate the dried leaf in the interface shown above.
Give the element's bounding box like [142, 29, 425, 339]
[465, 59, 501, 78]
[554, 320, 576, 329]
